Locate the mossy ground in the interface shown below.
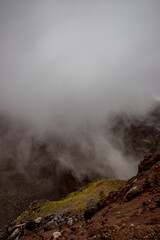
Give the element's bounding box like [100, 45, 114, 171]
[16, 179, 126, 223]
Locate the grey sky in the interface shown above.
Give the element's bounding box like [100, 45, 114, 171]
[0, 0, 160, 179]
[0, 0, 160, 129]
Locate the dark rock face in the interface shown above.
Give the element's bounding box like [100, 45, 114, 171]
[109, 102, 160, 160]
[138, 153, 160, 173]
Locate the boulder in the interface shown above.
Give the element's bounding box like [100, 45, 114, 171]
[53, 231, 62, 239]
[9, 228, 21, 240]
[35, 217, 43, 224]
[26, 220, 36, 231]
[67, 218, 73, 226]
[84, 208, 95, 223]
[124, 185, 144, 201]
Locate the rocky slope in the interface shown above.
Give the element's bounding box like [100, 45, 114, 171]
[2, 153, 160, 239]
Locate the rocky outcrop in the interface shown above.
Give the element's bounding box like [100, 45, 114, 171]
[138, 153, 160, 173]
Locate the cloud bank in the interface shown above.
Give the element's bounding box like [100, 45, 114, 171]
[0, 0, 160, 179]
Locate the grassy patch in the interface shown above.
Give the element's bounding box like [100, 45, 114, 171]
[16, 179, 126, 223]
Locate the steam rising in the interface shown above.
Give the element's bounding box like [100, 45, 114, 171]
[0, 0, 160, 179]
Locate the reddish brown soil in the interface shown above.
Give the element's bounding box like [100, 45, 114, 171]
[20, 154, 160, 240]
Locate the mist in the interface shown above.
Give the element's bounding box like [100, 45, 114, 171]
[0, 0, 160, 180]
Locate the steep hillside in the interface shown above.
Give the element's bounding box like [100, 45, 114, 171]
[3, 153, 160, 240]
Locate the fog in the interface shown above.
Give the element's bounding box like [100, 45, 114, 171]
[0, 0, 160, 179]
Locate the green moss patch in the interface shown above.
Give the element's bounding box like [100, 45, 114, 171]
[16, 179, 126, 223]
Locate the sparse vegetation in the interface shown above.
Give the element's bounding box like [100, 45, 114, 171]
[16, 179, 126, 223]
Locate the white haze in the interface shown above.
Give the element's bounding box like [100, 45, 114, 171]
[0, 0, 160, 179]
